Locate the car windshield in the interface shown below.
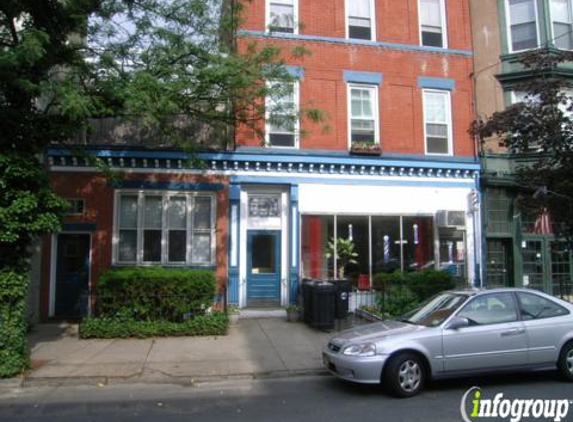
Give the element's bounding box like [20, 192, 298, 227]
[400, 292, 469, 327]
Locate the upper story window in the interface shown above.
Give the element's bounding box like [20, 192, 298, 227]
[346, 0, 376, 41]
[267, 0, 297, 33]
[423, 89, 452, 155]
[266, 81, 299, 148]
[348, 84, 379, 147]
[419, 0, 447, 47]
[116, 192, 216, 266]
[550, 0, 573, 50]
[66, 198, 85, 215]
[507, 0, 539, 52]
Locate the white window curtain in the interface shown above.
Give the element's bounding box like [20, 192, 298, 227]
[349, 0, 371, 18]
[420, 0, 442, 29]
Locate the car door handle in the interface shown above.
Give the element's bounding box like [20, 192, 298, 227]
[500, 328, 525, 337]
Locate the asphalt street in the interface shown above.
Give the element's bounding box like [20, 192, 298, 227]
[1, 371, 572, 422]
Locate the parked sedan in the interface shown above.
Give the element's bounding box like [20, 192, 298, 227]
[323, 288, 573, 397]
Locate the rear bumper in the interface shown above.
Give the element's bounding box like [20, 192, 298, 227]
[322, 346, 387, 384]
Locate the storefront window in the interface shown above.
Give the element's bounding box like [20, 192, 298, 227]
[336, 216, 369, 278]
[403, 217, 435, 271]
[301, 214, 442, 284]
[371, 216, 401, 274]
[301, 215, 334, 279]
[438, 227, 466, 282]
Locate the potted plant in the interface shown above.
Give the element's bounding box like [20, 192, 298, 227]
[325, 237, 359, 279]
[285, 304, 301, 322]
[350, 141, 382, 155]
[228, 305, 240, 324]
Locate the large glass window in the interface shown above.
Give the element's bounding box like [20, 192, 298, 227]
[349, 85, 379, 147]
[486, 187, 513, 234]
[423, 90, 452, 155]
[347, 0, 375, 40]
[268, 0, 296, 33]
[301, 215, 335, 280]
[301, 215, 439, 284]
[266, 81, 298, 148]
[419, 0, 446, 47]
[118, 195, 138, 262]
[402, 217, 435, 271]
[167, 197, 187, 263]
[508, 0, 538, 51]
[116, 192, 215, 266]
[551, 0, 573, 50]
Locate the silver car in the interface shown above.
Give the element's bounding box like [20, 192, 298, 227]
[322, 288, 573, 397]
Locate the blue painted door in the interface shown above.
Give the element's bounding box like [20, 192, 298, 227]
[247, 230, 281, 301]
[55, 234, 90, 318]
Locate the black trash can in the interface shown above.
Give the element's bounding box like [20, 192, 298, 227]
[302, 279, 335, 330]
[333, 279, 351, 319]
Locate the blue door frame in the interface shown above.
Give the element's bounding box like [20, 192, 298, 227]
[247, 230, 281, 301]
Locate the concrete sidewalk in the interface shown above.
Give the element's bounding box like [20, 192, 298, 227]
[21, 318, 340, 387]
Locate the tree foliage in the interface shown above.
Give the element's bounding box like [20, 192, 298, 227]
[474, 49, 573, 244]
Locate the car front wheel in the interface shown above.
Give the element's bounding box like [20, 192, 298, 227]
[558, 342, 573, 381]
[383, 352, 425, 397]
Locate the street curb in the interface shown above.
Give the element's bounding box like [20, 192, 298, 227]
[0, 378, 23, 389]
[20, 368, 330, 388]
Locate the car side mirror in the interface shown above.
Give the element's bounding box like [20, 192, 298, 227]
[445, 316, 470, 330]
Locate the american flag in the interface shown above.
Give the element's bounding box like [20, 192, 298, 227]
[534, 207, 553, 235]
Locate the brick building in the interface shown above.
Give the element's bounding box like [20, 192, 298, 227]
[471, 0, 573, 297]
[40, 0, 481, 319]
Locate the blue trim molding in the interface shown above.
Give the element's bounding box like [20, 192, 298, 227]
[289, 185, 300, 304]
[418, 77, 456, 90]
[62, 223, 96, 232]
[238, 30, 473, 57]
[227, 183, 241, 305]
[109, 180, 225, 191]
[344, 70, 383, 85]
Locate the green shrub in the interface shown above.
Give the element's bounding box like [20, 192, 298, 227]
[372, 271, 404, 291]
[405, 270, 455, 301]
[378, 285, 418, 318]
[0, 269, 29, 377]
[95, 267, 216, 322]
[79, 313, 228, 339]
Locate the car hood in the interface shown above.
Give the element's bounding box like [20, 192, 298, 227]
[330, 321, 426, 344]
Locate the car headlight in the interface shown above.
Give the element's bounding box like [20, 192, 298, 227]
[342, 343, 376, 357]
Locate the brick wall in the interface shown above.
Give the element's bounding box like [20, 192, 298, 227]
[40, 172, 229, 320]
[236, 0, 476, 157]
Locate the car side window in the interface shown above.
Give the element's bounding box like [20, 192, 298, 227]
[457, 293, 518, 326]
[517, 292, 570, 320]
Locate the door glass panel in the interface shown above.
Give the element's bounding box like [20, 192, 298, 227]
[551, 242, 572, 300]
[522, 240, 544, 291]
[251, 235, 277, 274]
[486, 239, 512, 288]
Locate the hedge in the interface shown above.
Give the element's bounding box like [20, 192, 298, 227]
[79, 313, 228, 339]
[0, 269, 29, 377]
[95, 267, 216, 321]
[373, 270, 456, 302]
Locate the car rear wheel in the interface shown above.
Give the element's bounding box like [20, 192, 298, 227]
[383, 352, 425, 397]
[558, 342, 573, 381]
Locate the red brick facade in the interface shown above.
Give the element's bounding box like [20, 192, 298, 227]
[40, 171, 229, 321]
[236, 0, 476, 157]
